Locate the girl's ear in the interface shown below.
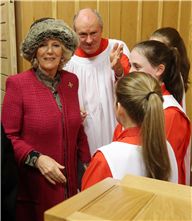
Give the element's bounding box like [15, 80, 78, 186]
[115, 102, 124, 125]
[155, 64, 165, 78]
[116, 102, 126, 116]
[115, 101, 119, 112]
[116, 102, 121, 111]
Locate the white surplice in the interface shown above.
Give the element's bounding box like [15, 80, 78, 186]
[98, 141, 178, 183]
[64, 39, 130, 155]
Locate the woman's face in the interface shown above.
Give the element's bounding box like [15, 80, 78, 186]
[129, 48, 160, 79]
[36, 39, 63, 77]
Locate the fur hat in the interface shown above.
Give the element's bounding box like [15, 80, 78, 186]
[20, 18, 79, 62]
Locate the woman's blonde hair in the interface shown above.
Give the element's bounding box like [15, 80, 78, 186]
[115, 72, 171, 181]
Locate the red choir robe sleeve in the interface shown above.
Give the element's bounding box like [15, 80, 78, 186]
[164, 107, 191, 184]
[114, 54, 130, 81]
[121, 54, 130, 75]
[82, 151, 112, 190]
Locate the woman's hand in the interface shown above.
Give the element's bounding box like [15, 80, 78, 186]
[35, 155, 66, 185]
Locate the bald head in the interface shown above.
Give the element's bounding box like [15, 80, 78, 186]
[72, 8, 103, 54]
[73, 8, 103, 31]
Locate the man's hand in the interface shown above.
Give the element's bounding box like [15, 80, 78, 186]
[80, 109, 87, 122]
[110, 43, 124, 77]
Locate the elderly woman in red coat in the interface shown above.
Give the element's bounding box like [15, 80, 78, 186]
[2, 18, 91, 221]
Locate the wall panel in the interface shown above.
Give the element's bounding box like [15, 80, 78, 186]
[109, 1, 121, 39]
[121, 1, 138, 48]
[98, 1, 110, 38]
[162, 1, 179, 28]
[0, 41, 8, 58]
[0, 1, 17, 106]
[1, 90, 5, 105]
[1, 58, 10, 75]
[1, 22, 7, 40]
[79, 1, 97, 9]
[31, 1, 54, 18]
[1, 74, 8, 91]
[57, 1, 76, 26]
[141, 1, 159, 40]
[179, 1, 191, 46]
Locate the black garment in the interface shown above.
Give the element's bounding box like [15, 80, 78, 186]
[77, 158, 86, 191]
[1, 124, 18, 221]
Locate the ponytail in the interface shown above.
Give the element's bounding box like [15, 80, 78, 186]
[150, 27, 190, 92]
[116, 72, 171, 181]
[163, 47, 183, 103]
[141, 90, 171, 180]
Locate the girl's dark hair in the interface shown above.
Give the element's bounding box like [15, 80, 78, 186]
[151, 27, 190, 91]
[115, 72, 171, 181]
[133, 40, 183, 103]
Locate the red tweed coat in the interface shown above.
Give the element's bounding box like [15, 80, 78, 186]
[2, 69, 91, 221]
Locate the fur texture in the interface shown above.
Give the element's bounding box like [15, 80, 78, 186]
[20, 19, 79, 61]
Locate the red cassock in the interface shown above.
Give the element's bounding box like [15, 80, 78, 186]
[2, 69, 91, 221]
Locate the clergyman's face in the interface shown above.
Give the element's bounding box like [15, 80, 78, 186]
[75, 16, 102, 55]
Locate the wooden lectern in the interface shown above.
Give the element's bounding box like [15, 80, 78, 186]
[44, 175, 192, 221]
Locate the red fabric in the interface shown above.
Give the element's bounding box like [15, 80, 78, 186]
[75, 38, 130, 75]
[121, 53, 130, 75]
[161, 85, 191, 184]
[82, 151, 112, 190]
[113, 84, 191, 185]
[75, 38, 108, 58]
[82, 127, 140, 190]
[2, 69, 91, 221]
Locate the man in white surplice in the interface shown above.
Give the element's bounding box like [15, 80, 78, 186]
[64, 8, 130, 155]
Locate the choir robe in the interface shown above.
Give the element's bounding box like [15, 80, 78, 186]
[2, 69, 91, 221]
[64, 38, 130, 155]
[113, 84, 191, 185]
[82, 127, 178, 190]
